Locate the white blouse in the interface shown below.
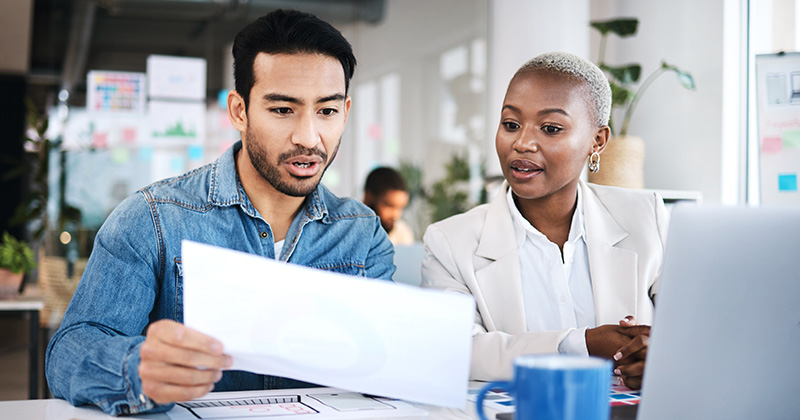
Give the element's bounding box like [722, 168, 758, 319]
[506, 187, 596, 355]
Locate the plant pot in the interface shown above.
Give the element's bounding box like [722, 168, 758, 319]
[588, 135, 645, 189]
[0, 268, 24, 299]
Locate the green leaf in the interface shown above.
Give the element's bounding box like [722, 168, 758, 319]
[600, 63, 642, 85]
[661, 62, 696, 90]
[590, 18, 638, 37]
[0, 232, 36, 274]
[675, 70, 696, 90]
[609, 81, 635, 108]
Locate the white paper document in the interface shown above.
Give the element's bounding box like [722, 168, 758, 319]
[181, 241, 475, 408]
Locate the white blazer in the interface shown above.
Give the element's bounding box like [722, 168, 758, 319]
[421, 180, 670, 380]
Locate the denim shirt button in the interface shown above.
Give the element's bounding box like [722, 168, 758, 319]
[260, 231, 268, 239]
[139, 393, 146, 403]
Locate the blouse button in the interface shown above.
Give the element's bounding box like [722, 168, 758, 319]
[260, 231, 268, 239]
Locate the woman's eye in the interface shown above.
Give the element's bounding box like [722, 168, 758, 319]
[502, 121, 520, 131]
[320, 108, 338, 116]
[542, 125, 561, 134]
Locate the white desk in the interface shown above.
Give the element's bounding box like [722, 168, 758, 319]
[0, 387, 494, 420]
[0, 296, 44, 399]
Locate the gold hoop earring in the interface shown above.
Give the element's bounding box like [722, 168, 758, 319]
[588, 152, 600, 173]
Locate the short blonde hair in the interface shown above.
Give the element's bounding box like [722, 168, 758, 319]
[515, 52, 611, 127]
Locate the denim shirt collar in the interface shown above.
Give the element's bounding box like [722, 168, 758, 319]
[208, 141, 327, 223]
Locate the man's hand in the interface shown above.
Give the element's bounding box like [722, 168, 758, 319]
[139, 320, 233, 405]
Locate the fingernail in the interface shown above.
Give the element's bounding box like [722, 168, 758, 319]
[614, 368, 621, 376]
[224, 355, 234, 368]
[613, 352, 623, 361]
[215, 370, 223, 381]
[210, 342, 223, 353]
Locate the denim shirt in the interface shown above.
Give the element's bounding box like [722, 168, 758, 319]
[45, 141, 395, 416]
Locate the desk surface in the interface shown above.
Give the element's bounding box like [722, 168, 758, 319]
[0, 390, 490, 420]
[0, 296, 44, 311]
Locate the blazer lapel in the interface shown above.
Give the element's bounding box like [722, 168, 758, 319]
[581, 181, 639, 324]
[473, 183, 527, 334]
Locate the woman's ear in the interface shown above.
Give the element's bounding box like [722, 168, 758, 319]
[593, 126, 611, 154]
[227, 90, 248, 132]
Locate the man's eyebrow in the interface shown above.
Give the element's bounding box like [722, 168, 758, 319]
[317, 93, 346, 103]
[261, 93, 346, 104]
[262, 93, 301, 104]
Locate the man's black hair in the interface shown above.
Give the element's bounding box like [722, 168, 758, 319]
[364, 167, 408, 197]
[232, 9, 357, 110]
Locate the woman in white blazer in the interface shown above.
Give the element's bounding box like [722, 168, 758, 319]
[421, 52, 669, 390]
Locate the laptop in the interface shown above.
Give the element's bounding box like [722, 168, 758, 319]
[636, 205, 800, 420]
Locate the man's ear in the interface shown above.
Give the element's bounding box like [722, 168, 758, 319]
[593, 125, 611, 154]
[228, 90, 248, 132]
[342, 95, 352, 125]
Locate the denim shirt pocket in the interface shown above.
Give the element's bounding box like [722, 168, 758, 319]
[311, 261, 366, 277]
[174, 257, 184, 322]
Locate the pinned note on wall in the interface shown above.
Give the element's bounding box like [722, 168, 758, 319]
[778, 173, 798, 191]
[756, 53, 800, 205]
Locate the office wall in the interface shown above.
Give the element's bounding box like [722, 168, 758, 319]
[484, 0, 591, 177]
[591, 0, 725, 203]
[334, 0, 489, 199]
[338, 0, 727, 204]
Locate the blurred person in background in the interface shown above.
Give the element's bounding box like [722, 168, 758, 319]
[363, 166, 414, 245]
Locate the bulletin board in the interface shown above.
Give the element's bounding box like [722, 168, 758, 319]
[756, 52, 800, 205]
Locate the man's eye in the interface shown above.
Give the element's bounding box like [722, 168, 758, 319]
[320, 108, 338, 116]
[502, 121, 520, 130]
[272, 107, 292, 114]
[542, 125, 561, 133]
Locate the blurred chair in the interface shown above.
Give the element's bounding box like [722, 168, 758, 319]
[392, 243, 426, 286]
[37, 249, 86, 330]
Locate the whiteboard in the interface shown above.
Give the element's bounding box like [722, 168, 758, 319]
[756, 52, 800, 205]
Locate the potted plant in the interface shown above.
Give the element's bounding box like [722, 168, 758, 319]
[0, 231, 37, 298]
[588, 18, 696, 188]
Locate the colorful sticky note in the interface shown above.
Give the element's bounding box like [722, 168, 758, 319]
[138, 146, 154, 162]
[188, 145, 204, 161]
[122, 127, 138, 145]
[92, 132, 108, 149]
[367, 124, 383, 140]
[322, 168, 341, 188]
[111, 147, 130, 165]
[783, 130, 800, 149]
[778, 174, 798, 192]
[218, 89, 229, 109]
[762, 137, 783, 153]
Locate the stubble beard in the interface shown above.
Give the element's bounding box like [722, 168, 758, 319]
[246, 131, 340, 197]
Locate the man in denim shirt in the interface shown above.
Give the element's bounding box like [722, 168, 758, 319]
[46, 10, 394, 416]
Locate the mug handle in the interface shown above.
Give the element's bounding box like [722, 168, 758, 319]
[476, 380, 512, 420]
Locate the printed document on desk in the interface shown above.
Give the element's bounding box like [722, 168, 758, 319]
[181, 241, 475, 408]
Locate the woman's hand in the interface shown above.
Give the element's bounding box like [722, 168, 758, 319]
[585, 316, 650, 390]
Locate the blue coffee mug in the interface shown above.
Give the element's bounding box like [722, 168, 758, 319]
[476, 354, 612, 420]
